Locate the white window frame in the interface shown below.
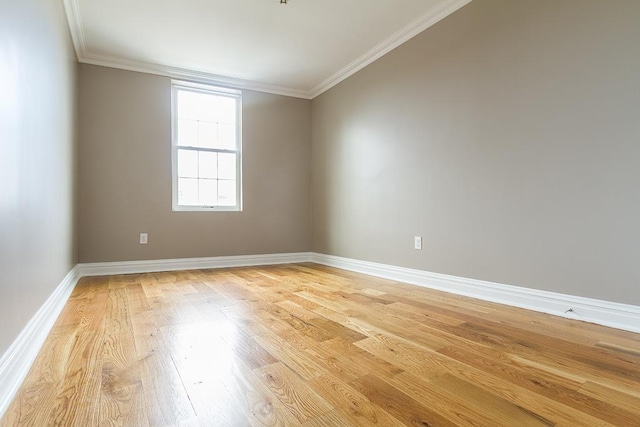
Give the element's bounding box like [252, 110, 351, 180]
[171, 80, 242, 212]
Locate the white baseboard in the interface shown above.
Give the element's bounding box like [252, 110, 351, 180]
[311, 253, 640, 334]
[77, 252, 314, 277]
[0, 252, 640, 418]
[0, 266, 80, 418]
[78, 251, 640, 333]
[2, 249, 637, 421]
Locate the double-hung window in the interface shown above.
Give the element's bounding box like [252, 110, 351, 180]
[171, 81, 242, 211]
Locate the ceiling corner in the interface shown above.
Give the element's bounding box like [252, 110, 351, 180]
[62, 0, 86, 61]
[61, 0, 473, 100]
[79, 52, 314, 99]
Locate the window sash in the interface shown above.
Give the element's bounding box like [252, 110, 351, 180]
[171, 81, 242, 211]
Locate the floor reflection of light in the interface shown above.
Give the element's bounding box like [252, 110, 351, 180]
[168, 319, 241, 405]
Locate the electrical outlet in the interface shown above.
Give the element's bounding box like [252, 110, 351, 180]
[140, 233, 148, 244]
[414, 236, 422, 250]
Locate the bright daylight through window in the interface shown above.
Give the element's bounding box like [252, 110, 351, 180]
[172, 81, 242, 211]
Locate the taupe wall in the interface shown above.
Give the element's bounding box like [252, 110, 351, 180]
[0, 0, 77, 354]
[312, 0, 640, 305]
[78, 65, 312, 262]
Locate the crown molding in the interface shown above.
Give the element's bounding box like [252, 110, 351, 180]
[62, 0, 86, 59]
[61, 0, 311, 99]
[309, 0, 474, 98]
[63, 0, 473, 100]
[78, 53, 313, 99]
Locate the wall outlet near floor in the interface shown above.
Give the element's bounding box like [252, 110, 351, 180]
[139, 233, 148, 244]
[414, 236, 422, 250]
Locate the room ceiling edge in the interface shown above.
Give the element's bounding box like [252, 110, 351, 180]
[62, 0, 473, 100]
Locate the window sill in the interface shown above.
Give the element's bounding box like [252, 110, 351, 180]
[172, 205, 242, 212]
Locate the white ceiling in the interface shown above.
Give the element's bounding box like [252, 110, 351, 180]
[64, 0, 472, 99]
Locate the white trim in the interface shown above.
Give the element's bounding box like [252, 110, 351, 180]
[62, 0, 85, 61]
[3, 250, 637, 420]
[62, 0, 473, 100]
[79, 53, 313, 100]
[310, 253, 640, 334]
[76, 251, 640, 333]
[0, 253, 310, 417]
[309, 0, 473, 98]
[170, 81, 243, 212]
[77, 252, 314, 277]
[0, 266, 80, 418]
[61, 0, 310, 99]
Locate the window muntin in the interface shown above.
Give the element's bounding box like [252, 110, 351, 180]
[171, 82, 242, 211]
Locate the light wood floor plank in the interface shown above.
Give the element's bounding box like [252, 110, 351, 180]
[254, 362, 333, 423]
[2, 263, 639, 426]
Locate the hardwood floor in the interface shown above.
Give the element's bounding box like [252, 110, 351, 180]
[2, 263, 639, 426]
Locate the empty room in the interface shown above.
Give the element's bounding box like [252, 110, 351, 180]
[1, 0, 639, 425]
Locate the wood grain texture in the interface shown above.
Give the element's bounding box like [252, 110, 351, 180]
[2, 263, 639, 426]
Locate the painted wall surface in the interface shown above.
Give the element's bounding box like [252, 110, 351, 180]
[78, 65, 312, 262]
[0, 0, 77, 354]
[312, 0, 640, 305]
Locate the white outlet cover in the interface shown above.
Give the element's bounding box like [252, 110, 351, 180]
[414, 236, 422, 250]
[140, 233, 148, 244]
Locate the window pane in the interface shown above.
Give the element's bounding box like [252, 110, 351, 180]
[198, 122, 217, 149]
[177, 149, 198, 178]
[177, 119, 198, 147]
[173, 83, 241, 210]
[218, 180, 236, 206]
[177, 91, 200, 120]
[218, 153, 236, 180]
[178, 178, 198, 206]
[218, 97, 236, 124]
[218, 124, 236, 150]
[198, 95, 218, 122]
[199, 179, 217, 206]
[199, 152, 217, 179]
